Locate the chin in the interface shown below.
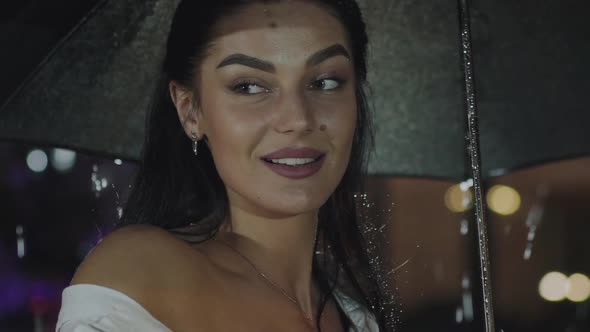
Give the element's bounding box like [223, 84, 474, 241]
[258, 197, 325, 218]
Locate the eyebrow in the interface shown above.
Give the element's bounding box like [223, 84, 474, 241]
[215, 43, 351, 73]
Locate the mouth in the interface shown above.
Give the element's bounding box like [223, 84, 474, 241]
[260, 154, 326, 179]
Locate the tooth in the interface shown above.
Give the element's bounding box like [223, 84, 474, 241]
[270, 158, 315, 166]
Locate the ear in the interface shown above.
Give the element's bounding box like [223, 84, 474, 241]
[169, 80, 204, 140]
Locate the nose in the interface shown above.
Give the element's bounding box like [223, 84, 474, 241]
[273, 89, 316, 135]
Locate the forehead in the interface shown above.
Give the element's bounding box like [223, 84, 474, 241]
[205, 1, 350, 65]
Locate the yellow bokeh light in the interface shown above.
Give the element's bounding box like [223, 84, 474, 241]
[566, 273, 590, 302]
[539, 272, 568, 302]
[487, 185, 521, 216]
[445, 184, 473, 213]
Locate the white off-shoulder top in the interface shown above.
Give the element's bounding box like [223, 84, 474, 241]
[55, 284, 379, 331]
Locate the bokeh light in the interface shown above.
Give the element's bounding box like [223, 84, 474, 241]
[26, 149, 48, 173]
[566, 273, 590, 302]
[51, 148, 77, 172]
[487, 184, 521, 216]
[445, 183, 473, 213]
[539, 272, 568, 302]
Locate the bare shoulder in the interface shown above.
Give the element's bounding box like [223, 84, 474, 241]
[70, 224, 212, 305]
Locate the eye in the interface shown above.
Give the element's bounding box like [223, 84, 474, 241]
[231, 80, 269, 95]
[311, 78, 345, 91]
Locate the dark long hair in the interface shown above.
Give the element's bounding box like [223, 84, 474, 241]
[118, 0, 389, 330]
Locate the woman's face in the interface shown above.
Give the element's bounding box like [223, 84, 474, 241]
[193, 1, 357, 219]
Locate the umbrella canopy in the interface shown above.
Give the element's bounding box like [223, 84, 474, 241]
[1, 0, 589, 179]
[0, 0, 179, 161]
[361, 0, 590, 178]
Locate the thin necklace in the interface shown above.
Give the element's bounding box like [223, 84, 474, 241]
[211, 230, 318, 324]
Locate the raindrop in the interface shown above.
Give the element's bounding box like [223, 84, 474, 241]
[91, 164, 101, 197]
[16, 224, 26, 258]
[462, 274, 470, 289]
[460, 219, 469, 235]
[462, 291, 474, 322]
[504, 223, 512, 235]
[527, 232, 535, 242]
[455, 307, 464, 323]
[460, 179, 473, 191]
[90, 164, 111, 198]
[523, 187, 547, 260]
[112, 184, 120, 200]
[356, 192, 399, 329]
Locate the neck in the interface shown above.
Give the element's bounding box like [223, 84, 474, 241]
[213, 205, 320, 318]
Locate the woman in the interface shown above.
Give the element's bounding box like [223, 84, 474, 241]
[56, 0, 389, 331]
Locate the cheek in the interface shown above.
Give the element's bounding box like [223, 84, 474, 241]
[200, 95, 267, 176]
[317, 97, 357, 145]
[314, 100, 357, 178]
[338, 110, 357, 166]
[202, 89, 260, 144]
[198, 71, 268, 145]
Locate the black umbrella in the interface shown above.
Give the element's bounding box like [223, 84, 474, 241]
[1, 0, 588, 176]
[1, 0, 589, 331]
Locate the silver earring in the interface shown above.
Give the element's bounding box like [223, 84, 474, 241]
[191, 133, 198, 156]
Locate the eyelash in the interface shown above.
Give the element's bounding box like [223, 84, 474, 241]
[230, 77, 346, 95]
[231, 80, 263, 95]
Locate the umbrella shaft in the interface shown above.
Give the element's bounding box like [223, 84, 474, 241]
[458, 0, 496, 331]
